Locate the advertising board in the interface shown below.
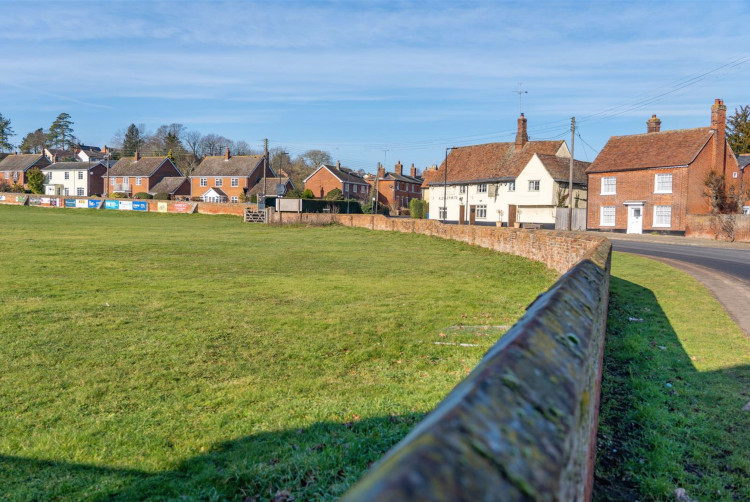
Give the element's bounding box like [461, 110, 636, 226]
[157, 202, 168, 213]
[88, 200, 100, 208]
[76, 199, 89, 208]
[119, 201, 133, 211]
[172, 202, 191, 213]
[65, 199, 76, 208]
[132, 201, 148, 211]
[104, 200, 120, 210]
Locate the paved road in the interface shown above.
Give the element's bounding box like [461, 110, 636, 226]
[609, 239, 750, 284]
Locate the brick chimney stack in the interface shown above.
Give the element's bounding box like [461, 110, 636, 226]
[377, 163, 385, 178]
[135, 149, 140, 161]
[647, 114, 661, 133]
[395, 161, 403, 176]
[410, 163, 417, 178]
[225, 147, 230, 160]
[711, 98, 728, 175]
[337, 160, 341, 169]
[54, 153, 58, 163]
[515, 113, 528, 149]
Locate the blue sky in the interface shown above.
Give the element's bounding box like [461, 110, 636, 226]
[1, 0, 748, 172]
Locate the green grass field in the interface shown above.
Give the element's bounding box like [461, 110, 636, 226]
[0, 205, 557, 501]
[596, 253, 750, 501]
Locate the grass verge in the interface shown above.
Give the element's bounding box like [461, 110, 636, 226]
[0, 205, 556, 501]
[595, 252, 750, 501]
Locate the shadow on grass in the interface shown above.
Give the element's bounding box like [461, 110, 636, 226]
[595, 276, 750, 501]
[0, 412, 425, 501]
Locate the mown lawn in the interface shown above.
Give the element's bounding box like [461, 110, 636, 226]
[0, 205, 556, 501]
[596, 252, 750, 501]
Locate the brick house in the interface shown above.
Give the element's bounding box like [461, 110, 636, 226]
[246, 177, 295, 198]
[739, 154, 750, 214]
[366, 161, 423, 212]
[425, 114, 589, 226]
[303, 162, 370, 200]
[41, 161, 107, 196]
[190, 148, 273, 203]
[0, 153, 52, 188]
[106, 152, 184, 197]
[586, 99, 745, 234]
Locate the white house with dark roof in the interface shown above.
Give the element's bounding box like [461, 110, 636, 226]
[42, 161, 107, 196]
[425, 114, 588, 227]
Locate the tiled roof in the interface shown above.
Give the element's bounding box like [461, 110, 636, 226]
[200, 187, 227, 197]
[246, 177, 293, 196]
[109, 156, 175, 177]
[0, 154, 50, 171]
[536, 155, 590, 185]
[148, 177, 188, 194]
[427, 141, 565, 185]
[192, 155, 264, 177]
[738, 154, 750, 170]
[324, 164, 369, 184]
[586, 128, 713, 174]
[421, 169, 440, 188]
[381, 171, 424, 184]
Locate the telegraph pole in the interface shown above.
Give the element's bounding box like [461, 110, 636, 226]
[568, 117, 575, 231]
[263, 138, 269, 199]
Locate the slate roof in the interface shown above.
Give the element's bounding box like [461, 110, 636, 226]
[108, 156, 176, 177]
[192, 155, 265, 177]
[43, 161, 99, 171]
[148, 177, 189, 194]
[536, 154, 590, 185]
[307, 164, 368, 184]
[426, 141, 565, 185]
[379, 171, 424, 184]
[0, 154, 50, 171]
[246, 177, 294, 196]
[738, 154, 750, 170]
[586, 128, 713, 174]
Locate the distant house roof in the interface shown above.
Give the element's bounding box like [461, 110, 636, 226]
[426, 141, 565, 185]
[148, 177, 189, 195]
[586, 128, 713, 174]
[304, 163, 369, 185]
[246, 177, 294, 196]
[536, 154, 590, 185]
[738, 154, 750, 170]
[0, 154, 50, 172]
[192, 155, 266, 177]
[108, 156, 179, 177]
[78, 148, 106, 160]
[378, 171, 424, 184]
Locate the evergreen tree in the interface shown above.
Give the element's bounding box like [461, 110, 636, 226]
[19, 128, 46, 153]
[0, 113, 15, 152]
[48, 113, 74, 150]
[122, 124, 142, 157]
[27, 168, 45, 194]
[727, 105, 750, 154]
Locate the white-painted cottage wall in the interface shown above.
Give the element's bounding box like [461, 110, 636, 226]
[41, 167, 91, 196]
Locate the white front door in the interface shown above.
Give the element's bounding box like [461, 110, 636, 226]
[627, 205, 643, 234]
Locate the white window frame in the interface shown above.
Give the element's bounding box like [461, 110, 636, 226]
[743, 206, 750, 215]
[601, 176, 616, 195]
[343, 182, 348, 193]
[231, 177, 239, 187]
[476, 204, 487, 219]
[230, 196, 238, 203]
[439, 207, 447, 219]
[215, 177, 223, 187]
[653, 205, 672, 228]
[123, 176, 129, 185]
[477, 183, 488, 193]
[76, 187, 84, 196]
[508, 181, 515, 191]
[64, 172, 70, 180]
[77, 171, 84, 180]
[654, 173, 672, 194]
[111, 178, 116, 185]
[135, 177, 142, 186]
[600, 206, 615, 227]
[200, 177, 207, 187]
[64, 188, 69, 196]
[459, 185, 466, 193]
[528, 180, 540, 192]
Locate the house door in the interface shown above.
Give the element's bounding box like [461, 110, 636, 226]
[508, 204, 517, 227]
[627, 205, 643, 234]
[459, 205, 465, 225]
[469, 205, 476, 225]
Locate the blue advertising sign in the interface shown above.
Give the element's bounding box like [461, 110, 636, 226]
[104, 200, 120, 210]
[64, 199, 76, 208]
[132, 201, 148, 211]
[88, 199, 100, 208]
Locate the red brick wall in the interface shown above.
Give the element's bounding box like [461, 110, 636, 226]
[304, 168, 342, 198]
[587, 167, 689, 231]
[685, 214, 750, 242]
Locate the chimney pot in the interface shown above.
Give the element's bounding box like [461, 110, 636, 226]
[135, 149, 140, 161]
[395, 161, 403, 176]
[377, 163, 385, 178]
[647, 114, 661, 133]
[410, 163, 417, 178]
[225, 147, 230, 160]
[515, 113, 528, 149]
[337, 160, 341, 169]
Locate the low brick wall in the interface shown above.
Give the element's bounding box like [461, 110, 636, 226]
[685, 213, 750, 242]
[269, 212, 611, 501]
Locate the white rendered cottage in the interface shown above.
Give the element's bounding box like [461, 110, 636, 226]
[425, 114, 589, 227]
